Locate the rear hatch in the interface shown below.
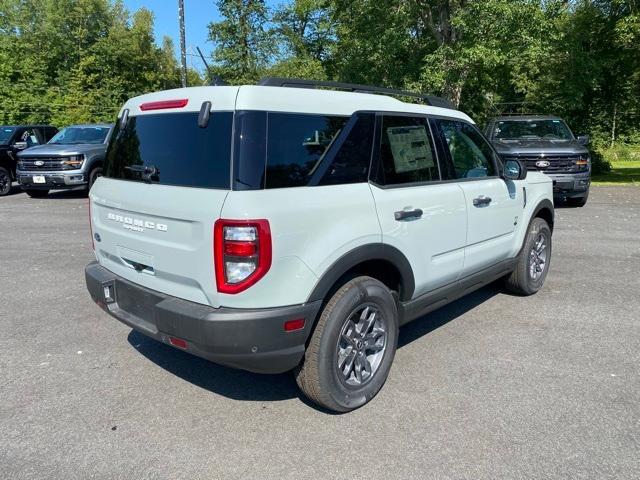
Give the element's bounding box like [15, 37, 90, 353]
[90, 87, 237, 307]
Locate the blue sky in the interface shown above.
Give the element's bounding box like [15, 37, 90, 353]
[123, 0, 280, 74]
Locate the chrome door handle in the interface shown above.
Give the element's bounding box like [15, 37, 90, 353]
[394, 208, 423, 221]
[473, 196, 492, 207]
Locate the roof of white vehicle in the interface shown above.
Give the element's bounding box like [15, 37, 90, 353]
[121, 85, 473, 123]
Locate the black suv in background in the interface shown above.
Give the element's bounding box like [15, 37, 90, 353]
[485, 116, 591, 206]
[0, 125, 58, 196]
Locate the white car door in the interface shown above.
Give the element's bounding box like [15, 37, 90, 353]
[369, 114, 467, 299]
[431, 118, 523, 276]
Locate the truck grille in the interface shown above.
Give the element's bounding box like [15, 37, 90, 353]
[503, 154, 580, 174]
[19, 157, 73, 171]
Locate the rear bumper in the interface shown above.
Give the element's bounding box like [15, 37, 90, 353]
[17, 170, 87, 189]
[85, 262, 321, 374]
[548, 171, 590, 198]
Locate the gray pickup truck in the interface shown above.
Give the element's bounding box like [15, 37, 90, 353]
[17, 123, 113, 198]
[485, 115, 591, 206]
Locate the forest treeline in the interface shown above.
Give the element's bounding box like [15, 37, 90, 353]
[1, 0, 638, 147]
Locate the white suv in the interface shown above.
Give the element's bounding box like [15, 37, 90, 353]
[85, 78, 554, 412]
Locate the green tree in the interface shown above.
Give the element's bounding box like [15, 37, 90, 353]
[0, 0, 193, 126]
[208, 0, 274, 84]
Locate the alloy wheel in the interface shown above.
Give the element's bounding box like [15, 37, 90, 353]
[529, 233, 548, 281]
[336, 304, 387, 387]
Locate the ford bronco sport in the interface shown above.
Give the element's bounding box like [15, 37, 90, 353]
[17, 123, 113, 198]
[485, 115, 591, 206]
[85, 78, 554, 412]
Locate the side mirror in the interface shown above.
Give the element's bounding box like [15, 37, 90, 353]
[576, 135, 590, 146]
[502, 159, 527, 181]
[13, 141, 28, 150]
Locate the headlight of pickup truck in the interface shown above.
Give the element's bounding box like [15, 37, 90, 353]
[575, 155, 590, 171]
[61, 155, 85, 170]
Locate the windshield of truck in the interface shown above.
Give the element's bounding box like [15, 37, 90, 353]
[103, 112, 232, 189]
[493, 119, 573, 141]
[0, 127, 15, 145]
[49, 126, 111, 145]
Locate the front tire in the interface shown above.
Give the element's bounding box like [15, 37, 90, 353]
[505, 217, 552, 295]
[295, 276, 399, 412]
[567, 191, 588, 207]
[88, 166, 102, 191]
[0, 167, 12, 196]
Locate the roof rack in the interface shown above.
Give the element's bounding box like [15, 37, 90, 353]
[257, 77, 456, 110]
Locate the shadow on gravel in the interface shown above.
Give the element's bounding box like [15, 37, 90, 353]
[128, 330, 300, 403]
[41, 189, 87, 200]
[398, 283, 502, 348]
[127, 283, 503, 409]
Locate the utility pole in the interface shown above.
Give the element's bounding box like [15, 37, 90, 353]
[178, 0, 187, 88]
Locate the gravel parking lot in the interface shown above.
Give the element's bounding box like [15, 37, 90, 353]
[1, 186, 639, 479]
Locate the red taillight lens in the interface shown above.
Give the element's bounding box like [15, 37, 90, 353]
[139, 99, 189, 111]
[214, 219, 272, 294]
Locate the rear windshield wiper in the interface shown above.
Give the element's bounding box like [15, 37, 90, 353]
[125, 164, 160, 183]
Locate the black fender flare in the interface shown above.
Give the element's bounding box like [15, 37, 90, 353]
[307, 243, 415, 303]
[531, 198, 555, 231]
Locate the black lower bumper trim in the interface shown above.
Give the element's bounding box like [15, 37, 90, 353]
[85, 262, 322, 374]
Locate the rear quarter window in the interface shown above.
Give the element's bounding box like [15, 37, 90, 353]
[265, 112, 348, 189]
[104, 111, 232, 189]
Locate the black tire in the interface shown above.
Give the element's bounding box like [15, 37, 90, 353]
[567, 191, 588, 207]
[295, 276, 399, 412]
[25, 189, 49, 198]
[0, 167, 12, 196]
[505, 217, 552, 296]
[88, 166, 102, 191]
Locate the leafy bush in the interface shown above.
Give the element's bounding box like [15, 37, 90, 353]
[591, 150, 612, 175]
[599, 144, 640, 163]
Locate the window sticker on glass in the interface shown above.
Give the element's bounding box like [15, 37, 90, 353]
[386, 126, 434, 173]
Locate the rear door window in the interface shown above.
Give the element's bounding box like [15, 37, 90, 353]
[373, 115, 440, 186]
[104, 112, 232, 189]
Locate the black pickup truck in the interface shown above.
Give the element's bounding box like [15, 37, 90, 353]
[485, 115, 591, 206]
[0, 125, 58, 196]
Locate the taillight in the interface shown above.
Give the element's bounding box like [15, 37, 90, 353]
[214, 219, 272, 294]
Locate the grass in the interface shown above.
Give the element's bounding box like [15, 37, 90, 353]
[592, 160, 640, 185]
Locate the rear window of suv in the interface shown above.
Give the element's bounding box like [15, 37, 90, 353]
[104, 112, 232, 189]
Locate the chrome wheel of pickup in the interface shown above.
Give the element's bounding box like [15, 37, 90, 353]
[337, 304, 387, 387]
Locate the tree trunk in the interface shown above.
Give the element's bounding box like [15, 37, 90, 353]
[610, 103, 617, 148]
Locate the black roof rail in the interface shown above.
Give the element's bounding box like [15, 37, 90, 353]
[257, 77, 456, 110]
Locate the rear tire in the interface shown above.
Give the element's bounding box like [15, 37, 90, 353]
[505, 217, 552, 296]
[0, 167, 12, 196]
[25, 189, 49, 198]
[295, 276, 399, 412]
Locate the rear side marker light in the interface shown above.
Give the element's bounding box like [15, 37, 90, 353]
[214, 219, 272, 294]
[284, 318, 305, 332]
[140, 99, 189, 111]
[169, 337, 188, 349]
